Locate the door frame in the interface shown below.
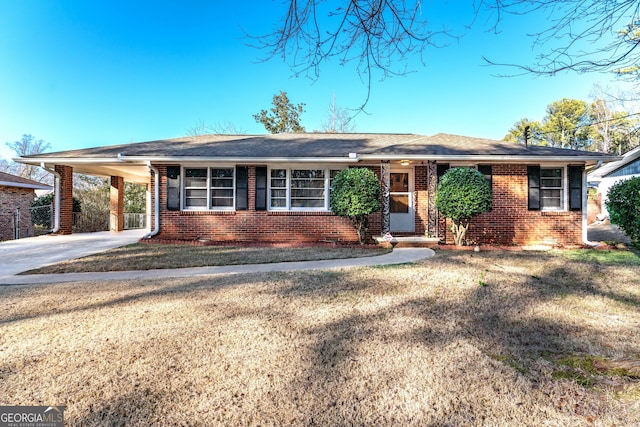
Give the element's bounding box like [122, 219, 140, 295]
[389, 168, 415, 232]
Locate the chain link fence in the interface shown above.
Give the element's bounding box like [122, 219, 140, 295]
[30, 204, 53, 235]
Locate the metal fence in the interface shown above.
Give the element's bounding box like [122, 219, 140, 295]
[124, 213, 146, 230]
[28, 205, 146, 233]
[30, 204, 53, 231]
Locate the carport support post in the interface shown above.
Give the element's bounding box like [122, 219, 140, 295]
[55, 165, 74, 234]
[110, 176, 125, 232]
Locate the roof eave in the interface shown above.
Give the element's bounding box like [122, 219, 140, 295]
[360, 154, 622, 163]
[0, 180, 51, 190]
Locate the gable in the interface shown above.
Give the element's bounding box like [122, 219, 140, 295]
[606, 156, 640, 178]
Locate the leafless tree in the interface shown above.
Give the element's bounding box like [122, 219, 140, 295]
[186, 120, 246, 136]
[321, 94, 356, 133]
[1, 134, 52, 183]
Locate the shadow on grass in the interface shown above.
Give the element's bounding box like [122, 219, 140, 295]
[3, 249, 639, 425]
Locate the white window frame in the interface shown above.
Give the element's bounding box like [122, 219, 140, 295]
[268, 165, 345, 211]
[539, 165, 566, 211]
[181, 165, 236, 211]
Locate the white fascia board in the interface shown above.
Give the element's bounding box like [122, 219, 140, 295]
[0, 181, 52, 190]
[14, 157, 132, 165]
[359, 154, 622, 163]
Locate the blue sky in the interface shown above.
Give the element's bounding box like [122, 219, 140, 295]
[0, 1, 634, 160]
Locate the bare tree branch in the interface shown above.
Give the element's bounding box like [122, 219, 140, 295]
[247, 1, 458, 109]
[479, 0, 640, 77]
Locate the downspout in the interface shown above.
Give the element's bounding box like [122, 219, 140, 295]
[582, 167, 598, 246]
[143, 162, 160, 239]
[40, 163, 60, 233]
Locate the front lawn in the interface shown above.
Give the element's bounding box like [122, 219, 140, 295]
[1, 250, 639, 425]
[21, 243, 390, 274]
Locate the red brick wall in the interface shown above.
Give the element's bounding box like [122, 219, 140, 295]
[150, 163, 583, 246]
[0, 185, 36, 241]
[438, 164, 583, 246]
[55, 165, 73, 235]
[153, 165, 361, 243]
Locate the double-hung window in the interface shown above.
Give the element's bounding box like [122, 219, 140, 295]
[528, 165, 582, 211]
[291, 169, 325, 208]
[539, 167, 563, 210]
[184, 167, 235, 210]
[269, 167, 343, 210]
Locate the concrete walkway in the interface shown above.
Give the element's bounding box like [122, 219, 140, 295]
[0, 232, 435, 285]
[0, 230, 146, 277]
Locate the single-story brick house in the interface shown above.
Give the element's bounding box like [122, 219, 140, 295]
[15, 133, 619, 246]
[0, 171, 52, 241]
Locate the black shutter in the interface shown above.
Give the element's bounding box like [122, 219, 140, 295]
[478, 164, 492, 187]
[436, 163, 450, 181]
[568, 165, 583, 211]
[167, 166, 180, 211]
[478, 165, 493, 211]
[255, 166, 267, 211]
[236, 166, 248, 210]
[528, 166, 540, 210]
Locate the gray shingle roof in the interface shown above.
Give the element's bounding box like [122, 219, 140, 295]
[21, 132, 616, 161]
[0, 171, 51, 190]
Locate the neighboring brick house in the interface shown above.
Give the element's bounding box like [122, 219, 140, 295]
[0, 171, 51, 241]
[16, 133, 619, 246]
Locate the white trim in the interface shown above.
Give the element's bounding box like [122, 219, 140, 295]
[15, 153, 621, 167]
[267, 164, 347, 212]
[539, 166, 566, 212]
[0, 180, 51, 190]
[359, 155, 618, 164]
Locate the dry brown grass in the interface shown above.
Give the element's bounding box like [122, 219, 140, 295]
[1, 250, 639, 426]
[22, 243, 389, 274]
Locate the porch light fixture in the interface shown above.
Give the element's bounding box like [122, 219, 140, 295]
[400, 159, 411, 166]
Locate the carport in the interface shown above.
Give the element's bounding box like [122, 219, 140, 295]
[14, 154, 155, 236]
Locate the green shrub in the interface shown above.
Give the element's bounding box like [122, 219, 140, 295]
[606, 176, 640, 242]
[435, 167, 492, 246]
[330, 168, 382, 244]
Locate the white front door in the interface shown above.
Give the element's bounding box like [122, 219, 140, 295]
[390, 170, 414, 232]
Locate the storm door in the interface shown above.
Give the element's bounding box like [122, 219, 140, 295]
[389, 170, 414, 232]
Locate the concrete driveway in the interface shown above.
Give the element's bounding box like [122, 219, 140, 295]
[0, 230, 146, 277]
[587, 222, 632, 244]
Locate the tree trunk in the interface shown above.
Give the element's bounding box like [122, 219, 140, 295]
[352, 215, 368, 245]
[450, 221, 469, 246]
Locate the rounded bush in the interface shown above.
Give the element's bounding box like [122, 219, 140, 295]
[435, 167, 492, 245]
[606, 176, 640, 242]
[330, 168, 381, 244]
